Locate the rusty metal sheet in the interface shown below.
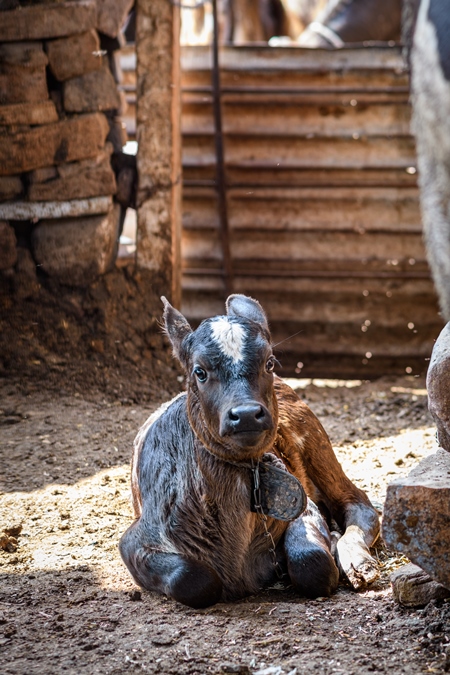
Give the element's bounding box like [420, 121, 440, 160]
[183, 135, 417, 169]
[182, 101, 412, 137]
[183, 186, 421, 233]
[180, 45, 443, 377]
[182, 70, 410, 95]
[183, 166, 419, 188]
[183, 292, 440, 334]
[181, 45, 409, 73]
[183, 229, 427, 263]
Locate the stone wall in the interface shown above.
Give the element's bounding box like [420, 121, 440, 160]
[0, 0, 135, 287]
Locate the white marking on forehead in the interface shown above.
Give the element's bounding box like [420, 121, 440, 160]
[210, 318, 246, 362]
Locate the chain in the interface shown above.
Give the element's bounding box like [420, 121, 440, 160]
[251, 460, 284, 579]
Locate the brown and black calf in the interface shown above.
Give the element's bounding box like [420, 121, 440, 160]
[119, 294, 380, 608]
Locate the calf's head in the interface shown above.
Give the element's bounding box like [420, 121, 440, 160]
[162, 294, 279, 463]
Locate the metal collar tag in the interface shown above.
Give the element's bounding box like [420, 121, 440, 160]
[251, 460, 307, 522]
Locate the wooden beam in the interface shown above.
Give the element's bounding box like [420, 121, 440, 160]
[135, 0, 182, 307]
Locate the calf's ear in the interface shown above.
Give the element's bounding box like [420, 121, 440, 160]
[226, 294, 269, 332]
[161, 296, 192, 363]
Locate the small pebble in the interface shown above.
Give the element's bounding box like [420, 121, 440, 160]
[129, 590, 142, 601]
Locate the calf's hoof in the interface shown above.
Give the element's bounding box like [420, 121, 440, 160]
[119, 532, 223, 609]
[288, 547, 339, 598]
[168, 558, 223, 609]
[336, 535, 379, 590]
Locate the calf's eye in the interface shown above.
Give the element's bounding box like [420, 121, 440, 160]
[266, 358, 275, 373]
[193, 366, 207, 382]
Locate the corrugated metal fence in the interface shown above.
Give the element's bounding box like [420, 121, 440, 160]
[120, 44, 443, 378]
[180, 45, 443, 378]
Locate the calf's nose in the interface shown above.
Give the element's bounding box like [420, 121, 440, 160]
[221, 402, 270, 435]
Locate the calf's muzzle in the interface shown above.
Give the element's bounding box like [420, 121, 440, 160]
[219, 401, 273, 441]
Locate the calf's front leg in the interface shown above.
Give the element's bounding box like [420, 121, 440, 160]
[275, 380, 380, 589]
[284, 499, 339, 598]
[119, 521, 223, 608]
[334, 501, 380, 589]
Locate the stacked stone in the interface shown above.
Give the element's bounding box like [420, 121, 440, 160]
[0, 0, 134, 286]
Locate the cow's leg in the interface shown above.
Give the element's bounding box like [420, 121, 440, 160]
[119, 522, 223, 609]
[276, 380, 380, 589]
[310, 461, 380, 589]
[332, 501, 380, 589]
[310, 466, 380, 589]
[284, 500, 339, 598]
[232, 0, 266, 43]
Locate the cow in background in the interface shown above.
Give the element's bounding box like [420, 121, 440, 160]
[180, 0, 327, 44]
[180, 0, 402, 45]
[297, 0, 402, 47]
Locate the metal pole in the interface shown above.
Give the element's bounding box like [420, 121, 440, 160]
[211, 0, 233, 296]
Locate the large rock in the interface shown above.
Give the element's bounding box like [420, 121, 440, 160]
[45, 30, 102, 81]
[390, 563, 450, 607]
[28, 146, 116, 201]
[0, 113, 109, 176]
[0, 221, 17, 270]
[31, 205, 120, 286]
[0, 42, 48, 105]
[0, 1, 96, 42]
[63, 65, 121, 113]
[382, 448, 450, 589]
[427, 322, 450, 451]
[96, 0, 134, 39]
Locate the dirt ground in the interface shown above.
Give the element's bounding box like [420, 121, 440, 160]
[1, 269, 450, 674]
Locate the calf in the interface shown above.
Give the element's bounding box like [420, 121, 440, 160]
[119, 295, 380, 608]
